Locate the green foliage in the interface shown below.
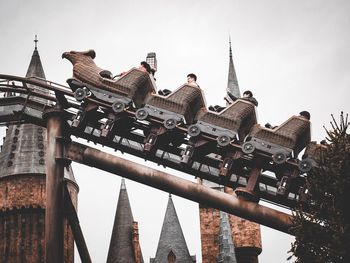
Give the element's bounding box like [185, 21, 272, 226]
[289, 113, 350, 263]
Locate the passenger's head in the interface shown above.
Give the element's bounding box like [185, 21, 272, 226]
[139, 61, 151, 73]
[320, 139, 327, 145]
[243, 90, 253, 98]
[299, 111, 311, 120]
[187, 73, 197, 83]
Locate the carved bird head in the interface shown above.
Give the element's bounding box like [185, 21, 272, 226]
[62, 49, 96, 65]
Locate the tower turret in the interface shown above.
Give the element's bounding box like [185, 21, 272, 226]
[150, 194, 196, 263]
[107, 179, 144, 263]
[0, 37, 78, 262]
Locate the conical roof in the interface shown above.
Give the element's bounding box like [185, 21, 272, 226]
[0, 37, 76, 183]
[226, 37, 240, 103]
[151, 195, 195, 263]
[26, 38, 46, 79]
[107, 179, 143, 263]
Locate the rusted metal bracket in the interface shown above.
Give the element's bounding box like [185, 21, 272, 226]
[55, 136, 72, 166]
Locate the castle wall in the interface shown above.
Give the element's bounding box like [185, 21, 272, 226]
[199, 186, 262, 263]
[0, 174, 78, 263]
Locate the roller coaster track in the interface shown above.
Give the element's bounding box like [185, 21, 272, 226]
[0, 74, 310, 210]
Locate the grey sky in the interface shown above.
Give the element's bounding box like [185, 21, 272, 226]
[0, 0, 349, 262]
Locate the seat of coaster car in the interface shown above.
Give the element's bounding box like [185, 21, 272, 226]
[242, 115, 311, 163]
[158, 89, 172, 96]
[138, 84, 206, 125]
[99, 70, 113, 79]
[188, 99, 257, 143]
[68, 68, 156, 109]
[298, 141, 327, 172]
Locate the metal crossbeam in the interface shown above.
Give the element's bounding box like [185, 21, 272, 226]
[63, 140, 293, 234]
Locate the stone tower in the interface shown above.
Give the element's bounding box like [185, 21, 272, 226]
[199, 39, 262, 263]
[0, 38, 78, 262]
[150, 194, 196, 263]
[107, 179, 143, 263]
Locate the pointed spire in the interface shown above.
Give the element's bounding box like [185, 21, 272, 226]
[229, 36, 233, 59]
[151, 196, 195, 262]
[26, 35, 46, 79]
[34, 34, 38, 50]
[226, 36, 240, 104]
[107, 179, 143, 263]
[121, 178, 126, 189]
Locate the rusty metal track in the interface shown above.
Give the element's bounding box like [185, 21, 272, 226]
[0, 74, 307, 210]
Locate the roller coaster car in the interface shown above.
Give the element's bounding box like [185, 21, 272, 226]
[136, 85, 205, 152]
[63, 50, 155, 111]
[182, 99, 257, 170]
[188, 99, 257, 146]
[242, 115, 311, 165]
[136, 84, 206, 153]
[136, 84, 206, 126]
[298, 141, 327, 172]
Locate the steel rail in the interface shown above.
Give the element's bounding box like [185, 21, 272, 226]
[0, 74, 111, 108]
[0, 93, 304, 209]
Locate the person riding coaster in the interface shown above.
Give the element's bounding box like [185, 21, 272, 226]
[63, 49, 155, 111]
[242, 112, 311, 166]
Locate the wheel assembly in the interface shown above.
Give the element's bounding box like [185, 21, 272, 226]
[135, 108, 148, 120]
[298, 159, 312, 172]
[188, 124, 201, 137]
[112, 101, 125, 113]
[242, 141, 255, 154]
[272, 151, 287, 164]
[217, 134, 231, 147]
[164, 118, 177, 129]
[74, 88, 87, 101]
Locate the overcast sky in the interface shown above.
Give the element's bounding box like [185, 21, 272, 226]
[1, 0, 349, 262]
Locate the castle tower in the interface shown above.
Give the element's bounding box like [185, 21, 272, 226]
[107, 179, 143, 263]
[150, 194, 196, 263]
[0, 37, 78, 262]
[199, 39, 262, 263]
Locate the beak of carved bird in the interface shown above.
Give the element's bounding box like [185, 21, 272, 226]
[62, 52, 68, 59]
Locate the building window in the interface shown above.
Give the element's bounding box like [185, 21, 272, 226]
[167, 250, 176, 263]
